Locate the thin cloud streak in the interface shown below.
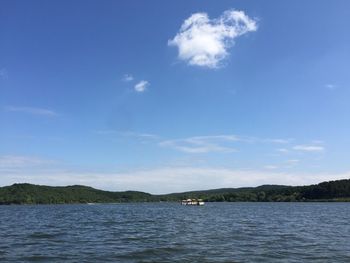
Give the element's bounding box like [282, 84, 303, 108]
[293, 145, 325, 152]
[264, 165, 278, 170]
[159, 134, 292, 154]
[159, 136, 238, 153]
[94, 130, 159, 140]
[0, 155, 57, 172]
[4, 106, 59, 117]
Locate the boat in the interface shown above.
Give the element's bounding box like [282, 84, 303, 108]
[181, 198, 205, 206]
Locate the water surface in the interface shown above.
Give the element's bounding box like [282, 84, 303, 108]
[1, 202, 349, 262]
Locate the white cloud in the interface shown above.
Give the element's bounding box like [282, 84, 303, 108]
[4, 106, 58, 117]
[134, 80, 149, 93]
[168, 9, 257, 68]
[277, 148, 289, 153]
[293, 145, 325, 152]
[123, 74, 134, 82]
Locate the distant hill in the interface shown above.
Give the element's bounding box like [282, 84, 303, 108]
[0, 183, 151, 205]
[1, 179, 350, 204]
[158, 180, 350, 202]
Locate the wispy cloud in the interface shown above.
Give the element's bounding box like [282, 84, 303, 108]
[95, 130, 158, 140]
[134, 80, 149, 93]
[97, 130, 319, 157]
[293, 145, 325, 152]
[311, 140, 324, 144]
[286, 159, 300, 165]
[325, 84, 336, 90]
[0, 68, 8, 79]
[263, 138, 291, 144]
[94, 130, 119, 135]
[0, 155, 56, 170]
[159, 134, 291, 154]
[4, 106, 59, 117]
[160, 141, 235, 154]
[168, 9, 257, 68]
[284, 159, 300, 168]
[122, 74, 134, 82]
[159, 135, 239, 154]
[185, 135, 240, 141]
[120, 131, 159, 140]
[277, 148, 289, 154]
[264, 165, 278, 170]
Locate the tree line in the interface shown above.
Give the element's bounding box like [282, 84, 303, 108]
[1, 179, 350, 205]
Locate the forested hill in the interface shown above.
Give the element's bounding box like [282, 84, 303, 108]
[1, 179, 350, 204]
[0, 184, 152, 204]
[160, 179, 350, 202]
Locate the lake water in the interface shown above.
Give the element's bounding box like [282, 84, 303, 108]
[0, 202, 350, 262]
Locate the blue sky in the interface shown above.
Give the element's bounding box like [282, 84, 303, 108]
[1, 0, 350, 193]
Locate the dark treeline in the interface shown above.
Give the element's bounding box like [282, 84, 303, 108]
[0, 184, 152, 205]
[1, 179, 350, 204]
[161, 179, 350, 202]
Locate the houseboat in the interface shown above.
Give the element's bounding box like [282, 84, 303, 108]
[181, 199, 205, 206]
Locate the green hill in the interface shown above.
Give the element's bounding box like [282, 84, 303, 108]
[1, 179, 350, 204]
[0, 183, 152, 204]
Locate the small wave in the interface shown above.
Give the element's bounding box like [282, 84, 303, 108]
[118, 246, 187, 259]
[21, 255, 67, 262]
[28, 232, 64, 239]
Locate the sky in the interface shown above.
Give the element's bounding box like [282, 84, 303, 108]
[1, 0, 350, 194]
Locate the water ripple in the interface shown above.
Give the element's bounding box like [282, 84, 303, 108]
[0, 203, 350, 262]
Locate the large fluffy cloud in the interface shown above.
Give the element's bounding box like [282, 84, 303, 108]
[168, 9, 257, 68]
